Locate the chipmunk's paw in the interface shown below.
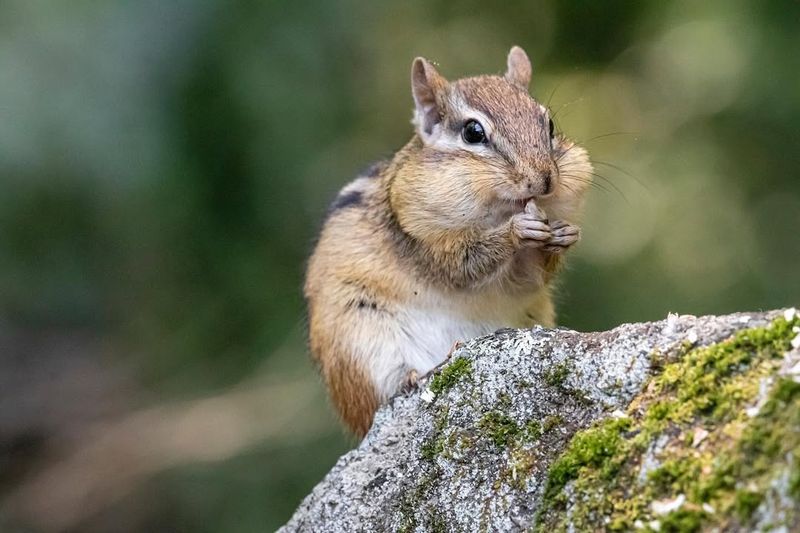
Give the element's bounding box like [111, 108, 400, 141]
[511, 202, 551, 248]
[543, 220, 580, 253]
[400, 369, 419, 394]
[447, 340, 463, 359]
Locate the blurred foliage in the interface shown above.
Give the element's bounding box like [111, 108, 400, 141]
[0, 0, 798, 531]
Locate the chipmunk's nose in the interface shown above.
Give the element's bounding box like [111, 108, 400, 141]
[523, 166, 557, 197]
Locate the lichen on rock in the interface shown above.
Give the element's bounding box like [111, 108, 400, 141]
[279, 310, 800, 533]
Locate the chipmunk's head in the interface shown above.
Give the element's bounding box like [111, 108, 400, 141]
[401, 46, 591, 227]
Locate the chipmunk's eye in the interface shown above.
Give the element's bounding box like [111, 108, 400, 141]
[548, 119, 555, 139]
[462, 120, 486, 144]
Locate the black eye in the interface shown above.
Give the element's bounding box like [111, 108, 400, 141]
[462, 120, 486, 144]
[548, 119, 555, 139]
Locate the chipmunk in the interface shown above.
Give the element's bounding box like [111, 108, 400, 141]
[305, 46, 593, 437]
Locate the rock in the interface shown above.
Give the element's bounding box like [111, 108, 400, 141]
[280, 310, 800, 532]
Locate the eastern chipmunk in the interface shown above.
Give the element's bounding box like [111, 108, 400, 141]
[305, 46, 593, 437]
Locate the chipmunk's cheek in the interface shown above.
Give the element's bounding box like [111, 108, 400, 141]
[467, 176, 495, 210]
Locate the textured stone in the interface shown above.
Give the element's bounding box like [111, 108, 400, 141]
[280, 310, 798, 532]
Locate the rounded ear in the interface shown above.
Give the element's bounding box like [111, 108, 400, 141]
[411, 57, 448, 138]
[505, 45, 532, 89]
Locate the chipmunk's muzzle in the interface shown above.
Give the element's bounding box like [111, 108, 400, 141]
[521, 164, 558, 198]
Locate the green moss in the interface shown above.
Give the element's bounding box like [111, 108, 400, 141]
[534, 315, 800, 532]
[543, 362, 571, 388]
[429, 512, 447, 533]
[403, 407, 454, 530]
[524, 420, 543, 441]
[770, 377, 800, 404]
[420, 405, 450, 460]
[659, 508, 705, 533]
[479, 411, 520, 448]
[648, 458, 701, 494]
[396, 473, 442, 533]
[397, 502, 416, 533]
[542, 415, 564, 432]
[397, 477, 425, 533]
[544, 416, 631, 500]
[647, 400, 671, 421]
[498, 391, 512, 409]
[478, 411, 546, 452]
[790, 448, 800, 501]
[734, 489, 764, 521]
[508, 447, 538, 490]
[420, 439, 444, 460]
[429, 356, 472, 394]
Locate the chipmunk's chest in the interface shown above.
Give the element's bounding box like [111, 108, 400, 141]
[397, 289, 536, 374]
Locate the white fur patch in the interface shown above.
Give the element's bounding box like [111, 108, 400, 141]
[399, 307, 495, 373]
[416, 94, 497, 156]
[352, 287, 540, 400]
[347, 307, 496, 401]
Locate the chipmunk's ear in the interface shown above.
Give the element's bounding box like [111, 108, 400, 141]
[505, 46, 531, 89]
[411, 57, 448, 139]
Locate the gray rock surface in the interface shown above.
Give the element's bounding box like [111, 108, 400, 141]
[280, 310, 798, 532]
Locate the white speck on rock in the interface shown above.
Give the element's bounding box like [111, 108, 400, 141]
[420, 388, 435, 403]
[791, 334, 800, 350]
[780, 347, 800, 384]
[702, 503, 715, 514]
[692, 427, 709, 447]
[638, 435, 669, 485]
[651, 494, 686, 515]
[745, 378, 773, 418]
[664, 313, 679, 334]
[784, 308, 797, 321]
[686, 329, 698, 344]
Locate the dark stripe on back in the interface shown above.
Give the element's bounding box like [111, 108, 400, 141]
[327, 190, 363, 216]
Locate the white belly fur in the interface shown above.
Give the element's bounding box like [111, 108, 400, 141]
[363, 287, 539, 400]
[399, 306, 498, 372]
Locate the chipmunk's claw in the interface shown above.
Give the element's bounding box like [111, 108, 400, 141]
[400, 369, 419, 393]
[543, 220, 580, 253]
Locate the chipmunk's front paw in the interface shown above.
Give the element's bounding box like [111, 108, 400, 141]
[511, 203, 551, 248]
[543, 220, 580, 253]
[400, 369, 419, 394]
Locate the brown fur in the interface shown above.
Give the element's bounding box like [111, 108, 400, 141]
[324, 350, 379, 438]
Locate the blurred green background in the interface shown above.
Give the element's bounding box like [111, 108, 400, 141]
[0, 0, 798, 531]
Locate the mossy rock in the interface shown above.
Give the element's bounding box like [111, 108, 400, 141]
[281, 310, 800, 533]
[536, 314, 800, 532]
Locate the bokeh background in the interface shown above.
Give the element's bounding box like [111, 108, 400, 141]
[1, 0, 798, 531]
